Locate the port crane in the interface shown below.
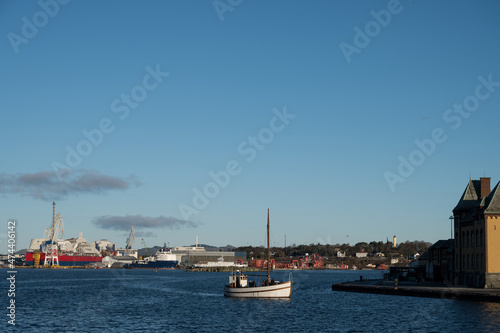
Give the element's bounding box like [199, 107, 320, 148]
[141, 238, 151, 258]
[125, 226, 135, 255]
[43, 202, 64, 266]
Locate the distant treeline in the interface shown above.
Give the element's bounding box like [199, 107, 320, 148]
[133, 240, 432, 260]
[235, 240, 432, 259]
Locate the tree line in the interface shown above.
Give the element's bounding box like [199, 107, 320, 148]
[235, 240, 431, 260]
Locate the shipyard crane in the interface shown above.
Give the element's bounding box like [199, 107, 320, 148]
[126, 226, 135, 249]
[44, 202, 64, 266]
[141, 238, 151, 258]
[125, 226, 135, 255]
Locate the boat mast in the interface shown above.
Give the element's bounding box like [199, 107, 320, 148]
[267, 209, 271, 282]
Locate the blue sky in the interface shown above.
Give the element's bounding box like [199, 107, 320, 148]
[1, 0, 500, 251]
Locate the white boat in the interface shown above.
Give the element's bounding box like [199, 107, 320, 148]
[224, 271, 292, 298]
[224, 209, 292, 298]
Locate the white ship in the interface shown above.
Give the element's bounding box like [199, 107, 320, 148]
[124, 247, 178, 269]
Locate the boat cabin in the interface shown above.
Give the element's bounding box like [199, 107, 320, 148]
[228, 271, 248, 288]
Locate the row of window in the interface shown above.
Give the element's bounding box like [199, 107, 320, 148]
[455, 229, 484, 248]
[456, 253, 484, 271]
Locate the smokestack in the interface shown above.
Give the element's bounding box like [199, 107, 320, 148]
[53, 202, 56, 224]
[480, 177, 491, 198]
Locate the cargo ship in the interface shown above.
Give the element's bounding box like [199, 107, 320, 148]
[25, 202, 107, 268]
[25, 252, 103, 267]
[124, 247, 178, 269]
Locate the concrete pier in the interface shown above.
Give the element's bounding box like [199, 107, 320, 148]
[332, 280, 500, 303]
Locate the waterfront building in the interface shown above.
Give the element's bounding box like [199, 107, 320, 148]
[113, 248, 139, 258]
[453, 177, 500, 288]
[171, 246, 247, 266]
[102, 255, 137, 268]
[425, 239, 453, 282]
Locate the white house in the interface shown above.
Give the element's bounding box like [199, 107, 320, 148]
[355, 252, 368, 258]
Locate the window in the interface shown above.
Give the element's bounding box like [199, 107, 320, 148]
[476, 254, 479, 270]
[480, 229, 484, 246]
[455, 232, 459, 247]
[467, 254, 470, 269]
[481, 253, 484, 270]
[471, 255, 474, 270]
[476, 231, 479, 247]
[467, 231, 470, 247]
[471, 230, 475, 247]
[463, 231, 466, 247]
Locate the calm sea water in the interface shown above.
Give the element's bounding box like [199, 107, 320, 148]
[2, 268, 500, 332]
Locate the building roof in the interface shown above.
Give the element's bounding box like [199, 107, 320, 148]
[419, 251, 429, 260]
[485, 182, 500, 214]
[428, 239, 453, 250]
[108, 255, 137, 260]
[453, 179, 500, 215]
[454, 180, 480, 212]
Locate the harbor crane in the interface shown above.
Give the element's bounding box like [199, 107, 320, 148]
[141, 238, 151, 258]
[43, 202, 64, 267]
[125, 226, 135, 255]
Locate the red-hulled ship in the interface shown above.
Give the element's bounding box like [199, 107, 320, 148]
[25, 252, 103, 267]
[25, 202, 105, 267]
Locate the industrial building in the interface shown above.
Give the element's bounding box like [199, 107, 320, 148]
[171, 245, 246, 266]
[102, 255, 137, 268]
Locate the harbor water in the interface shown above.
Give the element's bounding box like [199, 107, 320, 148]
[2, 269, 500, 332]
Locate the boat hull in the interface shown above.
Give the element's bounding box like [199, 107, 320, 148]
[224, 281, 292, 298]
[25, 252, 102, 267]
[124, 260, 178, 269]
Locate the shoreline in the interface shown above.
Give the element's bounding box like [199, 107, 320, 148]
[5, 265, 373, 271]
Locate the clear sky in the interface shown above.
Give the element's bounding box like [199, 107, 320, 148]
[1, 0, 500, 251]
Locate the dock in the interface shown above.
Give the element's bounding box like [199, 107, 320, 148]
[332, 279, 500, 303]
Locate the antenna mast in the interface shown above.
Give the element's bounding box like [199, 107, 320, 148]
[267, 209, 271, 282]
[284, 234, 286, 257]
